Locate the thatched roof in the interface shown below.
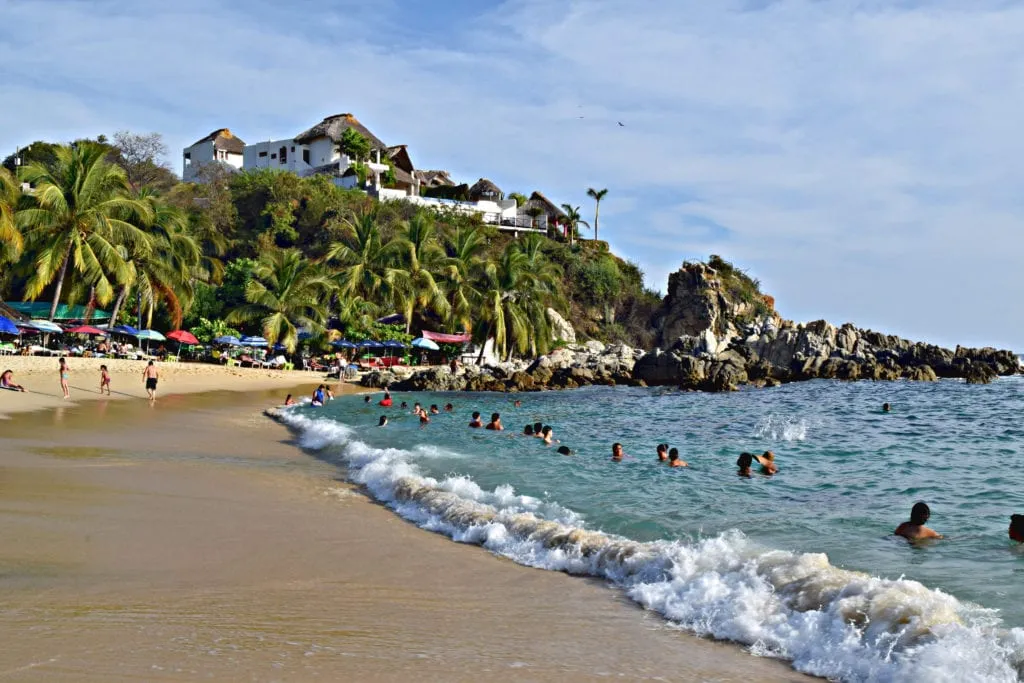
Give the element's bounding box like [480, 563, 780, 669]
[414, 170, 454, 187]
[522, 191, 566, 219]
[468, 178, 503, 202]
[391, 165, 415, 186]
[189, 128, 246, 154]
[386, 145, 415, 174]
[294, 113, 387, 149]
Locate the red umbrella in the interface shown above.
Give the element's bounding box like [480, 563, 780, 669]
[66, 325, 107, 335]
[166, 330, 199, 345]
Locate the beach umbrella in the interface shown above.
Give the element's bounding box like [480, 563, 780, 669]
[66, 325, 107, 336]
[331, 339, 357, 349]
[411, 337, 440, 351]
[359, 340, 384, 348]
[27, 319, 63, 334]
[214, 335, 241, 346]
[240, 335, 268, 348]
[383, 340, 406, 348]
[166, 330, 199, 345]
[0, 316, 19, 336]
[110, 324, 140, 336]
[136, 329, 166, 341]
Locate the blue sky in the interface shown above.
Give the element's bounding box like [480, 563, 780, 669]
[2, 0, 1023, 350]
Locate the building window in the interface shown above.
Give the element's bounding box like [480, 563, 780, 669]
[302, 149, 310, 165]
[279, 146, 287, 164]
[271, 153, 277, 160]
[291, 146, 295, 152]
[258, 151, 267, 158]
[184, 152, 191, 166]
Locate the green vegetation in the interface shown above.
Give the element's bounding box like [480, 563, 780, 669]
[0, 134, 659, 357]
[705, 254, 773, 322]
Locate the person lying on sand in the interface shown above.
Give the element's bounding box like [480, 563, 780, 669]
[0, 369, 25, 392]
[1010, 515, 1024, 543]
[668, 448, 688, 468]
[755, 451, 778, 475]
[894, 502, 942, 541]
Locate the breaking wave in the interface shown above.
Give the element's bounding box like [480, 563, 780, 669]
[273, 409, 1024, 682]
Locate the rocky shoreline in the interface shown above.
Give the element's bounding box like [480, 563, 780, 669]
[362, 260, 1019, 393]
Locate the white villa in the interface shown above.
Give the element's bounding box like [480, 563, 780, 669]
[181, 113, 542, 235]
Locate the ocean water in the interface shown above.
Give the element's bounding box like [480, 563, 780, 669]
[277, 378, 1024, 682]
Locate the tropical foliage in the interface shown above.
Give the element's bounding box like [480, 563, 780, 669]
[2, 136, 656, 357]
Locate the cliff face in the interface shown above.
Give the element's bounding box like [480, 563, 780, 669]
[637, 260, 1018, 390]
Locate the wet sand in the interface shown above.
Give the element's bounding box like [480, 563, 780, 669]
[0, 390, 809, 681]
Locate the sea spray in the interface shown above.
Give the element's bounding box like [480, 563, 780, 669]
[272, 408, 1024, 683]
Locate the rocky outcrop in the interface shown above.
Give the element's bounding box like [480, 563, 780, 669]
[634, 317, 1019, 391]
[371, 342, 643, 393]
[547, 307, 576, 344]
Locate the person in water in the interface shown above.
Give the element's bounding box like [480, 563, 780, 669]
[364, 395, 372, 403]
[532, 421, 544, 437]
[523, 424, 534, 436]
[284, 394, 296, 406]
[419, 413, 430, 425]
[413, 402, 423, 416]
[883, 402, 891, 413]
[557, 445, 573, 456]
[311, 385, 326, 407]
[1010, 515, 1024, 543]
[656, 443, 669, 462]
[611, 443, 625, 462]
[99, 364, 111, 396]
[400, 401, 408, 409]
[0, 369, 25, 392]
[444, 403, 454, 412]
[485, 413, 504, 431]
[736, 452, 754, 478]
[894, 502, 942, 540]
[539, 425, 555, 444]
[755, 450, 777, 475]
[513, 399, 522, 408]
[668, 447, 688, 467]
[430, 404, 440, 414]
[378, 415, 388, 427]
[380, 389, 393, 407]
[325, 386, 335, 401]
[468, 411, 483, 428]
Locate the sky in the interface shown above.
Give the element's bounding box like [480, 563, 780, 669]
[2, 0, 1023, 350]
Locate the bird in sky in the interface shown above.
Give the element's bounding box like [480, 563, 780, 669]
[617, 121, 625, 127]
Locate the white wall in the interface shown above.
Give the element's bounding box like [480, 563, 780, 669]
[182, 142, 215, 182]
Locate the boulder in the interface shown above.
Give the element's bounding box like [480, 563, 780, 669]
[547, 308, 576, 344]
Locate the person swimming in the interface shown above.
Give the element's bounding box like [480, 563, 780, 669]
[883, 402, 891, 412]
[444, 403, 454, 412]
[284, 394, 296, 406]
[364, 395, 371, 403]
[380, 389, 393, 407]
[611, 443, 625, 462]
[894, 502, 942, 540]
[400, 401, 408, 409]
[1010, 515, 1024, 543]
[430, 404, 440, 414]
[378, 415, 388, 427]
[736, 452, 754, 477]
[533, 421, 543, 437]
[556, 445, 572, 456]
[469, 411, 483, 428]
[311, 385, 326, 407]
[485, 413, 504, 431]
[539, 425, 554, 444]
[755, 450, 777, 475]
[413, 402, 423, 416]
[513, 399, 522, 408]
[668, 447, 688, 467]
[523, 424, 534, 436]
[420, 413, 431, 425]
[656, 444, 668, 462]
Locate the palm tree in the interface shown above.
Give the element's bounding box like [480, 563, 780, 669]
[511, 234, 563, 356]
[0, 167, 22, 268]
[559, 204, 590, 247]
[473, 247, 531, 364]
[18, 142, 150, 320]
[440, 225, 487, 332]
[394, 212, 449, 333]
[586, 187, 608, 241]
[227, 248, 334, 352]
[326, 210, 405, 308]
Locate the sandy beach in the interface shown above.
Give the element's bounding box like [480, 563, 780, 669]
[0, 356, 328, 419]
[0, 387, 809, 681]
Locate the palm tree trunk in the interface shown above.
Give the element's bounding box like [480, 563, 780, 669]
[83, 286, 96, 323]
[48, 243, 74, 321]
[476, 322, 492, 366]
[108, 286, 128, 329]
[593, 201, 601, 241]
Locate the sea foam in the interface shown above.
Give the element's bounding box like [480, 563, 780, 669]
[275, 409, 1024, 683]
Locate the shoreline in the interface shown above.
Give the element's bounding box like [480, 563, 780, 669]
[0, 385, 809, 681]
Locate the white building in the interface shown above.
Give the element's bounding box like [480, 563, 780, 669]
[181, 129, 245, 182]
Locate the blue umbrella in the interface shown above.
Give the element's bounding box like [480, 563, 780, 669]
[272, 343, 288, 352]
[27, 319, 63, 334]
[0, 316, 19, 336]
[359, 340, 384, 348]
[383, 340, 406, 348]
[240, 335, 268, 348]
[111, 324, 139, 336]
[331, 340, 357, 349]
[411, 337, 440, 351]
[214, 335, 241, 346]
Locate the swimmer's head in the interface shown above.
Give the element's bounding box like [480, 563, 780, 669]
[910, 502, 931, 525]
[378, 416, 388, 426]
[557, 445, 571, 455]
[1011, 515, 1024, 542]
[669, 448, 679, 462]
[883, 402, 891, 412]
[524, 425, 534, 435]
[737, 452, 754, 469]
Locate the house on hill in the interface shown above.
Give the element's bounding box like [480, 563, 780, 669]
[384, 144, 420, 197]
[468, 178, 503, 202]
[182, 129, 245, 182]
[414, 169, 455, 189]
[518, 191, 566, 231]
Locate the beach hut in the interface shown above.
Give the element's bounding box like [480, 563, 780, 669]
[468, 178, 504, 203]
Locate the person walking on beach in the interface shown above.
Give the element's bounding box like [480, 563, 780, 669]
[99, 364, 111, 396]
[143, 360, 159, 401]
[894, 502, 942, 541]
[486, 413, 504, 431]
[58, 357, 70, 399]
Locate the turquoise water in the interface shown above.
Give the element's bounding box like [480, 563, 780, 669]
[280, 378, 1024, 682]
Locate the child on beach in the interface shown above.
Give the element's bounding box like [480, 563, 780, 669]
[99, 365, 111, 395]
[58, 357, 70, 399]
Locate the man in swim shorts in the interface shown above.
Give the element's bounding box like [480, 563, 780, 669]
[143, 360, 159, 401]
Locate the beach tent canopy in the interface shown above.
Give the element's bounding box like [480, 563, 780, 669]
[0, 316, 19, 335]
[66, 325, 107, 336]
[240, 335, 268, 348]
[136, 329, 166, 341]
[27, 319, 63, 333]
[421, 330, 470, 343]
[166, 330, 199, 345]
[214, 335, 241, 346]
[6, 302, 110, 323]
[110, 324, 140, 336]
[411, 337, 440, 351]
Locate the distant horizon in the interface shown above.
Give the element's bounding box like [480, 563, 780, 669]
[4, 1, 1023, 351]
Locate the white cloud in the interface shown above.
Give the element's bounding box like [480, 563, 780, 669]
[2, 0, 1024, 349]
